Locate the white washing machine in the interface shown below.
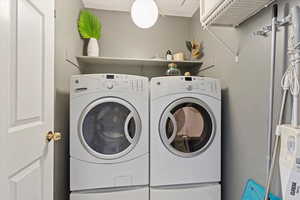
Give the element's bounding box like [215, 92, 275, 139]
[70, 74, 149, 198]
[150, 76, 221, 200]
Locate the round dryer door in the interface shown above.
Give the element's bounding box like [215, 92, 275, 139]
[79, 97, 141, 159]
[160, 97, 216, 157]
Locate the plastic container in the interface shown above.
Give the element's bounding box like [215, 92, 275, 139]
[166, 63, 181, 76]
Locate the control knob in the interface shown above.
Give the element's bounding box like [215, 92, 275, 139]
[186, 84, 193, 91]
[106, 82, 114, 89]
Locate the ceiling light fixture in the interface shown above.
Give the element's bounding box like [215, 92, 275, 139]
[131, 0, 159, 29]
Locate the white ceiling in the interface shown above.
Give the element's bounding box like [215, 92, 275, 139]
[82, 0, 199, 17]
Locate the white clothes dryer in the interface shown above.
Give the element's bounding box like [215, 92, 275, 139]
[70, 74, 149, 192]
[150, 76, 221, 200]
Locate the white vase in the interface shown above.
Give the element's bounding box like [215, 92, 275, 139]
[87, 38, 99, 56]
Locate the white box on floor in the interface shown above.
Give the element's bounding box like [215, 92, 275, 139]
[150, 183, 221, 200]
[279, 125, 300, 200]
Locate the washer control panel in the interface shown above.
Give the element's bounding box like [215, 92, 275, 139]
[182, 77, 218, 93]
[71, 74, 147, 94]
[151, 76, 221, 99]
[184, 76, 219, 94]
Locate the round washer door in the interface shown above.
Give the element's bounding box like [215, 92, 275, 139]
[159, 97, 216, 157]
[79, 97, 141, 160]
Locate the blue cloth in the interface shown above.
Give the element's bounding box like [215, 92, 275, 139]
[241, 179, 281, 200]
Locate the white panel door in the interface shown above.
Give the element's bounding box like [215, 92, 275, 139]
[0, 0, 56, 199]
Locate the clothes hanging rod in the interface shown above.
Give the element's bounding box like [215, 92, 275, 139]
[253, 15, 291, 37]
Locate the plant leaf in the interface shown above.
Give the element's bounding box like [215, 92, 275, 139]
[78, 10, 101, 40]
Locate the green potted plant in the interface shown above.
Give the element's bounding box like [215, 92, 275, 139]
[78, 10, 102, 56]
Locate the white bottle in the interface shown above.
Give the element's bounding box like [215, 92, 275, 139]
[166, 50, 173, 61]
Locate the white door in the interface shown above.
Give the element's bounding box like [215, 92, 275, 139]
[0, 0, 57, 199]
[79, 97, 142, 160]
[159, 97, 216, 157]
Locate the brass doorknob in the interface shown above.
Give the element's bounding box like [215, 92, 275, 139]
[47, 131, 62, 142]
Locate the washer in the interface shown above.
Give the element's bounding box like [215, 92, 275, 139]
[70, 74, 149, 193]
[150, 76, 221, 200]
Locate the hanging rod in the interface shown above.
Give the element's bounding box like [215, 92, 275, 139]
[253, 15, 291, 36]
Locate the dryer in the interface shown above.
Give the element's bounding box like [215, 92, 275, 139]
[70, 74, 149, 194]
[150, 76, 221, 200]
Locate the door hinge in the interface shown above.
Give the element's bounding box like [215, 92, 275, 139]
[54, 9, 56, 19]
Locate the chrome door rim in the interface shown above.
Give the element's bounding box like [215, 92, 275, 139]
[79, 97, 142, 160]
[159, 97, 216, 158]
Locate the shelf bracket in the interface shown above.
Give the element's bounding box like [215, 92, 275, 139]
[204, 26, 239, 63]
[66, 58, 80, 69]
[253, 15, 291, 36]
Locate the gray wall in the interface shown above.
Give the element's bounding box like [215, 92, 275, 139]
[90, 9, 191, 59]
[54, 0, 83, 199]
[83, 9, 193, 76]
[191, 1, 298, 200]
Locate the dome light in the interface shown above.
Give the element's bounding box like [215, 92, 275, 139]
[131, 0, 159, 29]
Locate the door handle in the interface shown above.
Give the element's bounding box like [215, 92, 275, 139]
[124, 112, 134, 144]
[47, 131, 62, 142]
[167, 113, 177, 144]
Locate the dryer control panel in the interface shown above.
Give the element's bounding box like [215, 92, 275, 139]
[151, 76, 221, 99]
[70, 74, 148, 95]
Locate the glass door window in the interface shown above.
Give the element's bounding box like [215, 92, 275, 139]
[160, 98, 215, 157]
[79, 98, 141, 159]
